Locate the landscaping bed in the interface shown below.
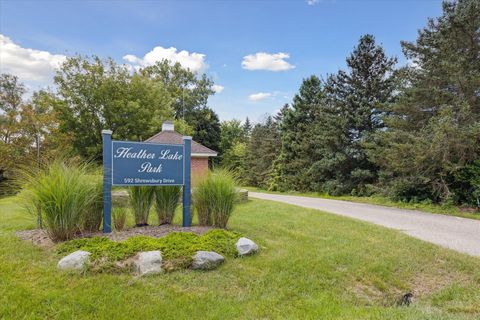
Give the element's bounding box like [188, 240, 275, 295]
[16, 225, 214, 248]
[56, 229, 246, 273]
[18, 226, 258, 274]
[14, 161, 254, 275]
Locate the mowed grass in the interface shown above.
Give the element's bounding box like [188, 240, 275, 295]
[245, 187, 480, 220]
[1, 196, 480, 319]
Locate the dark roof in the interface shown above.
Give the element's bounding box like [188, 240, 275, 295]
[146, 130, 217, 156]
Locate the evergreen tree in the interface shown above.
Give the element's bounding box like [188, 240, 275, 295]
[189, 107, 221, 153]
[369, 0, 480, 204]
[271, 36, 396, 194]
[273, 104, 289, 123]
[315, 34, 397, 195]
[242, 117, 252, 140]
[245, 115, 281, 188]
[273, 76, 325, 191]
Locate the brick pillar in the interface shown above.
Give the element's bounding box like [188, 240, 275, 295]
[191, 157, 209, 186]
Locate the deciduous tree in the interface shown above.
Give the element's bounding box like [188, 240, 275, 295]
[54, 56, 173, 160]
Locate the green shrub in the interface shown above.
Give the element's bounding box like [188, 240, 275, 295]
[452, 160, 480, 207]
[20, 159, 101, 241]
[129, 186, 155, 226]
[56, 229, 242, 272]
[154, 186, 181, 225]
[193, 169, 239, 228]
[112, 207, 128, 231]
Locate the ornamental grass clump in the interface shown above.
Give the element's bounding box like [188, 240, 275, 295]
[193, 183, 212, 226]
[21, 159, 102, 242]
[112, 207, 128, 231]
[154, 186, 181, 225]
[82, 175, 103, 232]
[129, 186, 155, 226]
[193, 169, 239, 228]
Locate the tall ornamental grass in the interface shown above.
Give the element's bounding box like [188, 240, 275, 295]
[194, 184, 212, 226]
[129, 186, 155, 226]
[154, 186, 181, 225]
[112, 207, 128, 231]
[82, 174, 103, 232]
[21, 159, 102, 241]
[193, 169, 239, 228]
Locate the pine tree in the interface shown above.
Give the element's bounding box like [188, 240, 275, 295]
[274, 76, 325, 191]
[245, 116, 281, 188]
[370, 0, 480, 204]
[189, 107, 221, 153]
[242, 117, 252, 141]
[315, 34, 397, 195]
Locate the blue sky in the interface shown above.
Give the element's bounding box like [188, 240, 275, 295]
[0, 0, 443, 122]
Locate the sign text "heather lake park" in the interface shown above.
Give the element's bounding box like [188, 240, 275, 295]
[111, 141, 185, 186]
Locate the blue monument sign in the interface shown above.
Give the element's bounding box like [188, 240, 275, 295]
[102, 130, 192, 233]
[111, 141, 184, 186]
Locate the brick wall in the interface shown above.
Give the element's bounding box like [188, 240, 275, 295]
[191, 157, 209, 185]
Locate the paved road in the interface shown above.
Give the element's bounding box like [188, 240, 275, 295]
[249, 192, 480, 257]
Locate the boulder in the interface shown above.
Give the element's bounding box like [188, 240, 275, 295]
[133, 251, 162, 276]
[58, 250, 91, 271]
[236, 237, 258, 256]
[191, 251, 225, 270]
[237, 188, 249, 202]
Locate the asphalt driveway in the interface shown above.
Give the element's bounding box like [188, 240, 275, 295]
[249, 192, 480, 256]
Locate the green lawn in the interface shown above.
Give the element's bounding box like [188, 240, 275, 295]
[1, 196, 479, 319]
[245, 187, 480, 220]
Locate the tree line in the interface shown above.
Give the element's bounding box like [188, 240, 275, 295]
[0, 57, 223, 195]
[1, 0, 478, 206]
[221, 0, 480, 207]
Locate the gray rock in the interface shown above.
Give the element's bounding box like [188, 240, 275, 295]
[191, 251, 225, 270]
[236, 237, 258, 256]
[58, 250, 91, 271]
[133, 251, 162, 276]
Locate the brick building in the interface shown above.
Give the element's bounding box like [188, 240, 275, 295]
[146, 121, 217, 184]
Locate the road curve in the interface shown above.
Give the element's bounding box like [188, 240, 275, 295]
[249, 192, 480, 257]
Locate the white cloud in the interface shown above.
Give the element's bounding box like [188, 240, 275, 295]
[123, 46, 207, 73]
[212, 84, 224, 93]
[0, 34, 67, 82]
[249, 92, 272, 101]
[242, 52, 295, 71]
[306, 0, 319, 5]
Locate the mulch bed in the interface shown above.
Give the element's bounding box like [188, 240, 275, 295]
[16, 225, 214, 249]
